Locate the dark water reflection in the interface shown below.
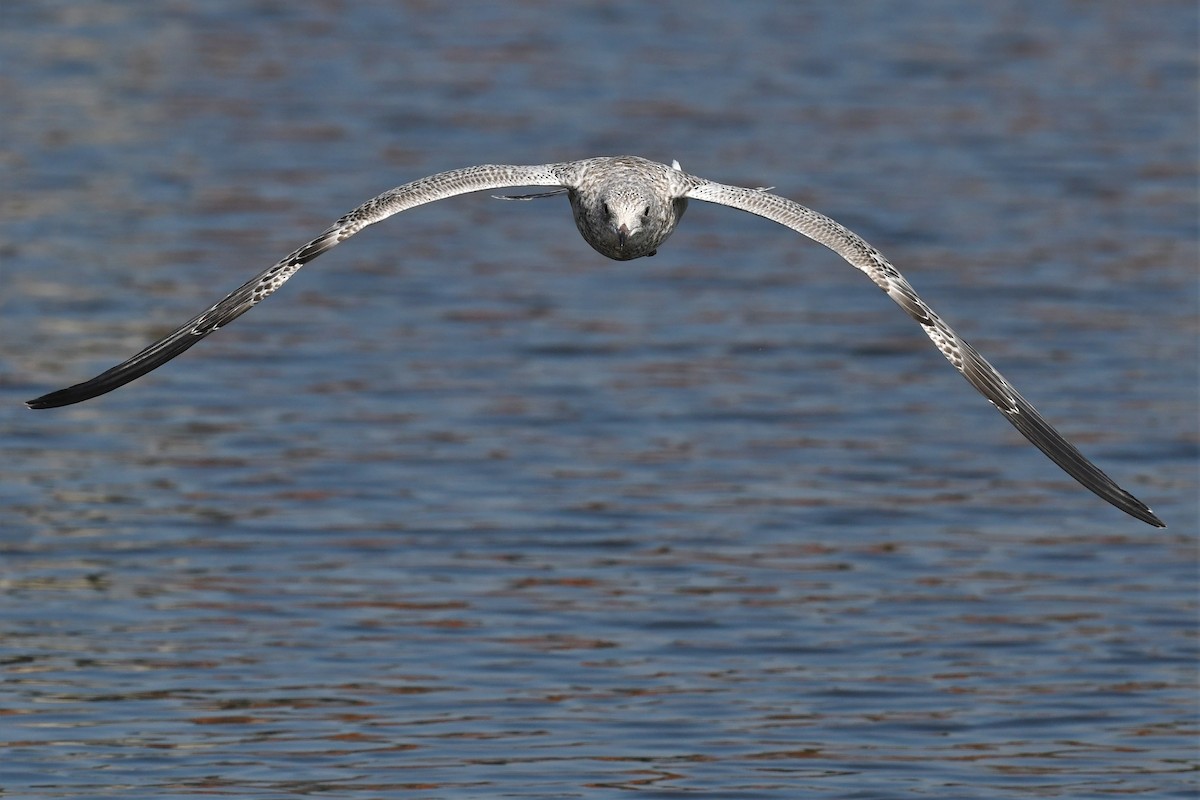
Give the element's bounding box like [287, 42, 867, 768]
[2, 1, 1197, 797]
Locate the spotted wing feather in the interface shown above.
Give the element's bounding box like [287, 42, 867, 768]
[684, 180, 1164, 528]
[26, 164, 566, 409]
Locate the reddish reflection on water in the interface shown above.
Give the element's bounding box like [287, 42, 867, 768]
[2, 1, 1196, 798]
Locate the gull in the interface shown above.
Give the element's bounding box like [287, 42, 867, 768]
[25, 156, 1164, 527]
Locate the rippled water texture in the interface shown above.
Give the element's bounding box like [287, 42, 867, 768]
[2, 2, 1197, 797]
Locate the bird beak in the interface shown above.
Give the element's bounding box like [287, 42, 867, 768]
[617, 223, 629, 248]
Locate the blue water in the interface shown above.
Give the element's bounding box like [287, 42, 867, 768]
[2, 1, 1197, 797]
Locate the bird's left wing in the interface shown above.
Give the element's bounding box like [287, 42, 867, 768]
[27, 164, 567, 409]
[684, 180, 1163, 527]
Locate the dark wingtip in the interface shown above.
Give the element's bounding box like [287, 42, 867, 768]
[1140, 508, 1167, 529]
[25, 367, 148, 408]
[26, 393, 63, 410]
[1120, 497, 1167, 528]
[26, 384, 102, 409]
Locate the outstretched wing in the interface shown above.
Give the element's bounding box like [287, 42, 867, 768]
[685, 180, 1164, 528]
[27, 164, 567, 409]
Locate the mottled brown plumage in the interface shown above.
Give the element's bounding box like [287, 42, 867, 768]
[25, 156, 1164, 527]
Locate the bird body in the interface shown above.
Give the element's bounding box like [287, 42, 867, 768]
[26, 156, 1165, 527]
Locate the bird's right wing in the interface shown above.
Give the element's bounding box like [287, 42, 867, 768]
[27, 164, 567, 409]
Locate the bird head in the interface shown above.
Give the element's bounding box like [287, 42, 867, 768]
[578, 185, 662, 261]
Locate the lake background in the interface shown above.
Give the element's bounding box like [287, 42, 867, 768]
[2, 2, 1197, 798]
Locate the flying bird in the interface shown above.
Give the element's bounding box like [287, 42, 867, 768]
[25, 156, 1165, 527]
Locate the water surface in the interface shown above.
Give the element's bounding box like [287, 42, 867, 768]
[2, 2, 1197, 797]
